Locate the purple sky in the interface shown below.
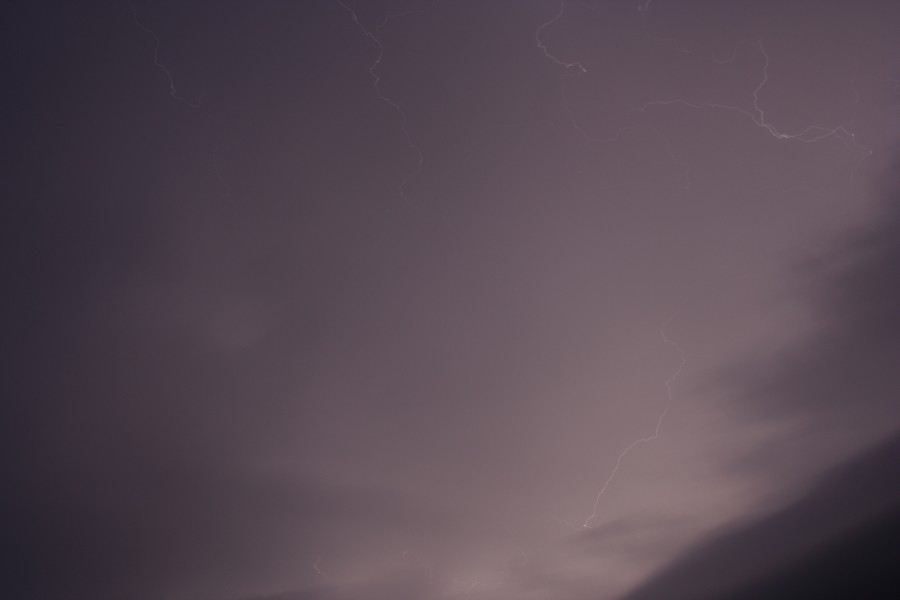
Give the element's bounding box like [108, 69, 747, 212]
[4, 1, 900, 599]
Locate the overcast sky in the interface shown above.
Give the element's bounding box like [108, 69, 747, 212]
[4, 1, 900, 599]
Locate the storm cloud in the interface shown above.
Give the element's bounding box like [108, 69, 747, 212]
[3, 2, 900, 599]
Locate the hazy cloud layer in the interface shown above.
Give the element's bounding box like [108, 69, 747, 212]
[3, 2, 900, 599]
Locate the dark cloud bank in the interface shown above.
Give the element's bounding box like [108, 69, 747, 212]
[622, 431, 900, 600]
[622, 161, 900, 600]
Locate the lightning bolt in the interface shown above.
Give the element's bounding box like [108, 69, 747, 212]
[126, 0, 196, 106]
[633, 0, 874, 163]
[638, 41, 872, 155]
[533, 0, 594, 138]
[535, 0, 587, 74]
[537, 0, 693, 191]
[337, 1, 428, 207]
[127, 0, 233, 199]
[582, 318, 686, 529]
[312, 555, 329, 581]
[573, 1, 872, 192]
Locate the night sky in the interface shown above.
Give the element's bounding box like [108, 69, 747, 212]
[4, 1, 900, 599]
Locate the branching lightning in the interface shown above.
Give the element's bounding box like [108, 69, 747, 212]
[582, 319, 686, 529]
[638, 41, 872, 156]
[537, 0, 693, 191]
[535, 1, 587, 75]
[337, 1, 427, 207]
[555, 0, 874, 193]
[633, 0, 876, 177]
[127, 0, 195, 106]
